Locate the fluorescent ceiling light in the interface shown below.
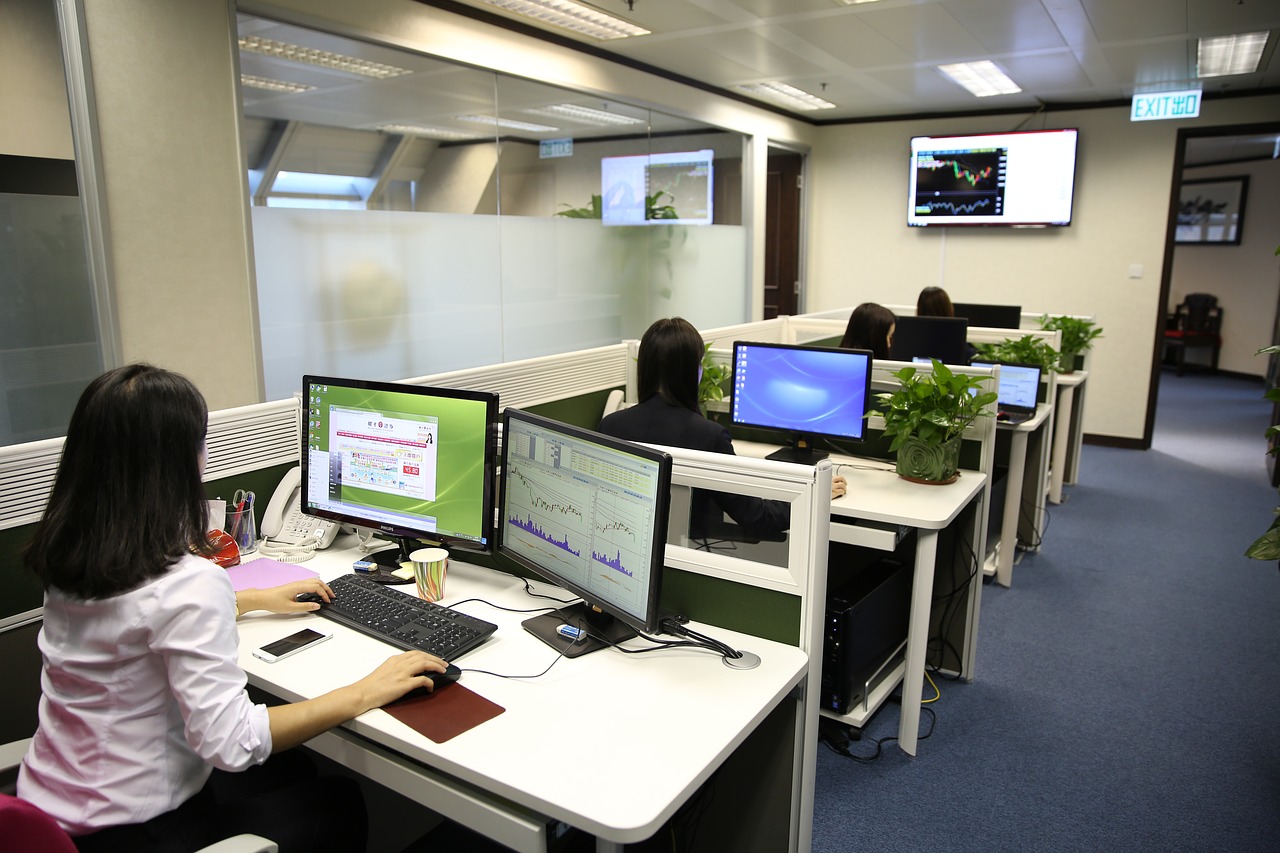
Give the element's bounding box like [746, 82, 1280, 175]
[475, 0, 650, 40]
[1197, 31, 1268, 78]
[455, 114, 559, 132]
[938, 61, 1022, 97]
[833, 1, 887, 5]
[239, 74, 315, 94]
[734, 82, 835, 111]
[376, 124, 482, 141]
[523, 103, 645, 126]
[239, 35, 412, 79]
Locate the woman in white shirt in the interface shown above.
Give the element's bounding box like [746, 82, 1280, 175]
[18, 364, 448, 852]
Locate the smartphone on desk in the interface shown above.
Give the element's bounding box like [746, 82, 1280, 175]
[252, 627, 332, 663]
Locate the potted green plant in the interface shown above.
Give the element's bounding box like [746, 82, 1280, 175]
[698, 343, 730, 414]
[878, 359, 997, 484]
[1040, 315, 1102, 373]
[972, 334, 1061, 373]
[1247, 342, 1280, 571]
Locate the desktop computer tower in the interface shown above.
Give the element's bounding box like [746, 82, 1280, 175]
[820, 556, 911, 716]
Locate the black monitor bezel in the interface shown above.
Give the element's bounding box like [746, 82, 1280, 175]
[496, 407, 672, 636]
[729, 340, 875, 445]
[952, 302, 1022, 330]
[889, 316, 971, 365]
[300, 374, 499, 554]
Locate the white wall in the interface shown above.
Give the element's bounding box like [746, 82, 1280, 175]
[1172, 157, 1280, 375]
[806, 95, 1280, 442]
[0, 0, 73, 158]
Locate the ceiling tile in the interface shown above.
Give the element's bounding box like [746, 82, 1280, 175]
[942, 0, 1068, 54]
[855, 4, 991, 64]
[779, 14, 915, 69]
[1079, 0, 1188, 41]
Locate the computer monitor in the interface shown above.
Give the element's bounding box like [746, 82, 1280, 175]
[971, 361, 1042, 418]
[301, 375, 498, 566]
[952, 302, 1022, 329]
[889, 316, 970, 365]
[498, 408, 672, 658]
[731, 341, 873, 465]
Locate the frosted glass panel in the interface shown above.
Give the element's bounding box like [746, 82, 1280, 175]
[0, 192, 101, 445]
[254, 207, 503, 400]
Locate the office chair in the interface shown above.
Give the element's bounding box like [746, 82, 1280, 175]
[1163, 292, 1223, 375]
[0, 739, 278, 853]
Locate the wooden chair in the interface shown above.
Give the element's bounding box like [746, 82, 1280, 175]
[1163, 293, 1222, 375]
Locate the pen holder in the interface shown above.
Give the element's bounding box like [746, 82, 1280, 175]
[226, 505, 257, 555]
[409, 548, 449, 602]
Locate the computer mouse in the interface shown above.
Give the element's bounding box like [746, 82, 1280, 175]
[427, 663, 461, 690]
[294, 591, 326, 605]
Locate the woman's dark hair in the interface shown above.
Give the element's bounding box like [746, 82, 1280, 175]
[637, 317, 704, 412]
[917, 286, 954, 318]
[840, 303, 896, 360]
[25, 364, 212, 599]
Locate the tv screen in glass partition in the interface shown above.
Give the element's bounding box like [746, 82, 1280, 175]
[907, 129, 1078, 227]
[601, 149, 714, 226]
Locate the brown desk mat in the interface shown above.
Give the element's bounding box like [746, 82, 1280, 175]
[383, 683, 505, 743]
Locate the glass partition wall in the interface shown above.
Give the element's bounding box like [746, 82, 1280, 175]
[238, 13, 747, 400]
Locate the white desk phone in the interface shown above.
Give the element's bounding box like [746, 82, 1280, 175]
[257, 467, 340, 562]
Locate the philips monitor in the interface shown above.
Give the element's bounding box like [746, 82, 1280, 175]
[952, 302, 1022, 330]
[908, 128, 1078, 227]
[301, 376, 498, 567]
[601, 149, 714, 226]
[889, 316, 970, 365]
[498, 408, 672, 658]
[731, 341, 873, 465]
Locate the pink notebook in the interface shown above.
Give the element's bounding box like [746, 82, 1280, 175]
[225, 557, 319, 591]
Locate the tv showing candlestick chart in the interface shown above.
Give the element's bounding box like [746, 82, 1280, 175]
[908, 129, 1078, 227]
[498, 409, 671, 654]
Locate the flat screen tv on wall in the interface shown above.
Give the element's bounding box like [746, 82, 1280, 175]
[907, 129, 1078, 228]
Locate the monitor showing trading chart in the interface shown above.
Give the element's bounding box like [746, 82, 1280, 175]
[600, 149, 714, 226]
[907, 129, 1078, 227]
[498, 409, 672, 656]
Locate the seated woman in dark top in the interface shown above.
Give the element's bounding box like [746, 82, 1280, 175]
[598, 317, 846, 542]
[840, 302, 896, 360]
[916, 286, 955, 317]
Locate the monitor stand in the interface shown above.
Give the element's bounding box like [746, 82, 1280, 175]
[363, 536, 418, 585]
[522, 603, 636, 659]
[765, 437, 828, 466]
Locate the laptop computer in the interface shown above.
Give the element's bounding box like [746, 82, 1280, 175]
[972, 361, 1041, 424]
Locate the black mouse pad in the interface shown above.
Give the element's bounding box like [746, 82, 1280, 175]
[383, 683, 504, 743]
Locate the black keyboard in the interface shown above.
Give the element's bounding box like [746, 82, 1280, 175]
[316, 573, 498, 659]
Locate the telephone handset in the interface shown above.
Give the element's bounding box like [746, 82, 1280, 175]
[258, 467, 339, 561]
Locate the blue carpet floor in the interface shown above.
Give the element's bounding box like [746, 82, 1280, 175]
[811, 370, 1280, 852]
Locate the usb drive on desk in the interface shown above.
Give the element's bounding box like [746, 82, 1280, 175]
[556, 624, 586, 642]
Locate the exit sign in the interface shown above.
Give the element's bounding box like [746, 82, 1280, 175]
[1131, 90, 1201, 122]
[540, 138, 574, 159]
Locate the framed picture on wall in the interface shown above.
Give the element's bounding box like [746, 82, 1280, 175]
[1175, 176, 1249, 245]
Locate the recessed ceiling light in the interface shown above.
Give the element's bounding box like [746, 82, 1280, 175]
[938, 61, 1022, 97]
[523, 104, 645, 126]
[734, 82, 836, 111]
[376, 124, 482, 141]
[1197, 31, 1268, 78]
[833, 1, 887, 5]
[455, 114, 560, 132]
[239, 35, 412, 79]
[475, 0, 650, 40]
[239, 74, 315, 94]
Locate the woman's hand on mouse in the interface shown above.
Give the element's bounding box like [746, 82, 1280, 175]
[353, 651, 448, 708]
[234, 580, 335, 618]
[831, 475, 848, 500]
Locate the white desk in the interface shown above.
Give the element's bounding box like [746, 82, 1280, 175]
[237, 544, 809, 852]
[989, 404, 1052, 587]
[732, 442, 986, 756]
[1050, 371, 1088, 504]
